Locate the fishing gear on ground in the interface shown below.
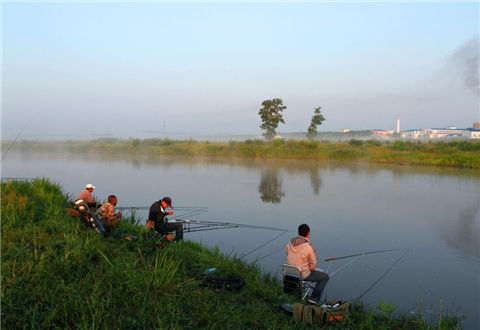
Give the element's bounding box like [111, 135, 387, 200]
[282, 300, 351, 326]
[69, 199, 106, 235]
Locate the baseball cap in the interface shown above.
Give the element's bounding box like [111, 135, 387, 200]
[162, 196, 173, 208]
[86, 184, 95, 189]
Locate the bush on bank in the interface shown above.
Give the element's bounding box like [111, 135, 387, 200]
[1, 179, 463, 329]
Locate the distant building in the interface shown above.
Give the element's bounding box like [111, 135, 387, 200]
[341, 128, 351, 133]
[401, 129, 423, 139]
[463, 129, 480, 139]
[424, 128, 465, 139]
[372, 130, 394, 136]
[474, 122, 480, 130]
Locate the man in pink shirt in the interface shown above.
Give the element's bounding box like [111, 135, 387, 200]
[285, 223, 329, 303]
[76, 184, 98, 209]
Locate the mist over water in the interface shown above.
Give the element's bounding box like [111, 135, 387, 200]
[3, 151, 479, 328]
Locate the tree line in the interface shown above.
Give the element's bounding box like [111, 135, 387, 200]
[258, 98, 325, 140]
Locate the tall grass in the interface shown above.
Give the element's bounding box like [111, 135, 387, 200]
[2, 179, 464, 328]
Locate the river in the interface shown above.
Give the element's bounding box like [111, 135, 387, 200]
[3, 151, 479, 329]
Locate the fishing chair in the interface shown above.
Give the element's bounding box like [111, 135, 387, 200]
[282, 264, 315, 301]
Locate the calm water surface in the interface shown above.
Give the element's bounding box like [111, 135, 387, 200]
[4, 151, 480, 328]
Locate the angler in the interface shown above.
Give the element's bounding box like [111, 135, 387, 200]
[76, 184, 98, 209]
[285, 224, 329, 304]
[148, 196, 183, 241]
[95, 195, 122, 230]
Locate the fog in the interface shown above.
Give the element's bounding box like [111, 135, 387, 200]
[2, 2, 479, 140]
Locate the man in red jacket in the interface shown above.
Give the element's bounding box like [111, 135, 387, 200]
[285, 223, 329, 303]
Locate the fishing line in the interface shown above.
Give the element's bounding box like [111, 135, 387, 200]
[353, 248, 409, 301]
[2, 122, 29, 161]
[328, 254, 365, 278]
[240, 231, 287, 258]
[171, 208, 208, 219]
[253, 246, 285, 263]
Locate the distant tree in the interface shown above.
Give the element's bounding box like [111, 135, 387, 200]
[258, 99, 286, 140]
[307, 106, 325, 139]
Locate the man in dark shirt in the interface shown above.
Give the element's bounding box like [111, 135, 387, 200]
[148, 196, 183, 240]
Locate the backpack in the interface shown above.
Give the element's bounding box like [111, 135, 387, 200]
[292, 300, 351, 326]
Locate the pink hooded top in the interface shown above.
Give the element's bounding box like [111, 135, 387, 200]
[285, 236, 317, 279]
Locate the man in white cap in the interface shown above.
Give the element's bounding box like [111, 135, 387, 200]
[76, 184, 98, 209]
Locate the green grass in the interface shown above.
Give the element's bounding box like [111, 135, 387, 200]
[2, 179, 464, 328]
[5, 138, 480, 169]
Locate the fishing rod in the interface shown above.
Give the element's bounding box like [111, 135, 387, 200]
[176, 219, 292, 233]
[116, 206, 208, 211]
[2, 122, 28, 161]
[324, 248, 405, 262]
[241, 231, 287, 258]
[353, 248, 409, 300]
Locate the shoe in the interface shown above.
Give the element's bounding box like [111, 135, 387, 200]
[307, 297, 321, 305]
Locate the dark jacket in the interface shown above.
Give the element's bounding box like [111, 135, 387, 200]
[148, 200, 167, 232]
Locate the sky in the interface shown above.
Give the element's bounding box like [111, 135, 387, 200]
[2, 1, 479, 140]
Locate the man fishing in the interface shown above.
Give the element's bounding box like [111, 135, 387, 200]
[76, 184, 98, 209]
[285, 223, 329, 304]
[148, 196, 183, 241]
[95, 195, 122, 230]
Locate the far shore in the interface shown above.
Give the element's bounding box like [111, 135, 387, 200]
[3, 138, 480, 169]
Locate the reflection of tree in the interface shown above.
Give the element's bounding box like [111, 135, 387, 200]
[258, 169, 285, 203]
[309, 167, 322, 195]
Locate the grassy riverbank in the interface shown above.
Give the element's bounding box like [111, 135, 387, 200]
[8, 138, 480, 169]
[2, 179, 463, 328]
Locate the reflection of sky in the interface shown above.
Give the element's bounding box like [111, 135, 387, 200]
[3, 152, 480, 328]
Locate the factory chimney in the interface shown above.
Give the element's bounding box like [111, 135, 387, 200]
[396, 115, 400, 134]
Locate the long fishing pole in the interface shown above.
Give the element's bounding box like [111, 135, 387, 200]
[353, 248, 409, 301]
[2, 122, 28, 161]
[171, 209, 208, 219]
[117, 206, 208, 211]
[253, 246, 285, 263]
[324, 248, 405, 262]
[329, 254, 365, 278]
[241, 231, 287, 258]
[179, 219, 292, 232]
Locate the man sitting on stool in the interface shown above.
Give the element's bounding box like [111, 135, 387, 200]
[147, 196, 183, 241]
[285, 223, 329, 304]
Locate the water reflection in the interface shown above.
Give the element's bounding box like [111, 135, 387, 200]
[258, 168, 285, 203]
[439, 201, 480, 260]
[309, 167, 322, 195]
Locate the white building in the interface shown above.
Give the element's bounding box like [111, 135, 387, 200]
[401, 129, 423, 139]
[423, 127, 465, 139]
[462, 129, 480, 139]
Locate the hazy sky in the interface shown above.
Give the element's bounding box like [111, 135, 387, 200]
[2, 1, 479, 139]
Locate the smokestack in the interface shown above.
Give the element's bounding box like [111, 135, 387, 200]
[396, 115, 400, 134]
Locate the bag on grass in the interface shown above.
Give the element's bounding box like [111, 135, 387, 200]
[290, 300, 350, 326]
[199, 277, 245, 292]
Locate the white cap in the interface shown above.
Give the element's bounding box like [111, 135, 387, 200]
[86, 184, 95, 189]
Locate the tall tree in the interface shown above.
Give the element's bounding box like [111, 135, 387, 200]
[307, 106, 325, 139]
[258, 98, 286, 140]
